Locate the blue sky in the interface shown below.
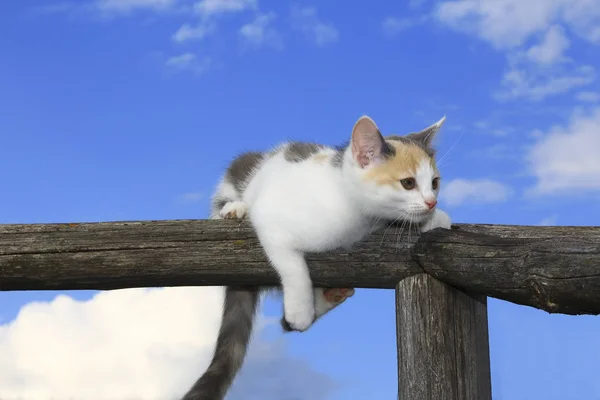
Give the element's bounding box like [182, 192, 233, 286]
[1, 0, 600, 398]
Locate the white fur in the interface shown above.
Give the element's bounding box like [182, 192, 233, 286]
[219, 201, 247, 219]
[219, 180, 239, 202]
[214, 134, 451, 331]
[420, 208, 452, 232]
[342, 156, 441, 223]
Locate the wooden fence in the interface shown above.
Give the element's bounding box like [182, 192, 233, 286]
[1, 219, 599, 399]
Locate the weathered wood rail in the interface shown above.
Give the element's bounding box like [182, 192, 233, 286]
[1, 219, 599, 399]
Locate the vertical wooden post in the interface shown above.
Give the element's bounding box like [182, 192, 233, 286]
[395, 273, 492, 400]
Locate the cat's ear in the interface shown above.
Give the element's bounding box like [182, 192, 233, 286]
[351, 115, 390, 168]
[407, 115, 446, 148]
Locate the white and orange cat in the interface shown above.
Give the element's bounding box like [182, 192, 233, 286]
[182, 115, 452, 400]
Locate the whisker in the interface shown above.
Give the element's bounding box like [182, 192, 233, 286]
[436, 129, 465, 167]
[394, 218, 409, 255]
[368, 214, 386, 235]
[398, 217, 410, 255]
[380, 216, 403, 246]
[407, 214, 416, 245]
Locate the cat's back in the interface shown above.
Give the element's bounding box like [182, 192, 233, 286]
[242, 141, 364, 250]
[212, 140, 352, 230]
[219, 141, 341, 195]
[242, 141, 343, 201]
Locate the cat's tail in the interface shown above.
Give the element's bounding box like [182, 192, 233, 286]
[181, 286, 260, 400]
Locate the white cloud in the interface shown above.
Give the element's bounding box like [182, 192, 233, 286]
[194, 0, 257, 17]
[382, 17, 412, 35]
[178, 191, 204, 203]
[409, 0, 428, 8]
[560, 0, 600, 44]
[538, 215, 558, 226]
[473, 120, 515, 136]
[435, 0, 600, 101]
[290, 6, 339, 46]
[473, 144, 520, 160]
[0, 287, 335, 399]
[525, 25, 570, 65]
[37, 0, 185, 17]
[165, 53, 211, 74]
[441, 178, 513, 206]
[95, 0, 178, 13]
[576, 91, 600, 102]
[382, 17, 421, 35]
[435, 0, 557, 49]
[527, 106, 600, 195]
[172, 22, 215, 42]
[435, 0, 600, 49]
[496, 64, 596, 102]
[490, 24, 591, 101]
[239, 12, 283, 49]
[171, 0, 257, 43]
[33, 2, 76, 14]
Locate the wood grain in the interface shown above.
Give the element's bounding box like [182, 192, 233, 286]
[396, 274, 492, 400]
[0, 219, 420, 290]
[1, 219, 599, 315]
[415, 224, 600, 315]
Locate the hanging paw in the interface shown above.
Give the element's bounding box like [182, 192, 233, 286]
[420, 209, 451, 233]
[219, 201, 248, 219]
[323, 287, 355, 304]
[281, 288, 355, 331]
[281, 292, 315, 332]
[314, 287, 355, 319]
[281, 303, 315, 333]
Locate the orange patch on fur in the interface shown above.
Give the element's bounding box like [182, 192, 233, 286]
[363, 141, 437, 185]
[311, 153, 330, 164]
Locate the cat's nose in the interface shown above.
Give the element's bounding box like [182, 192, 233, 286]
[424, 199, 437, 210]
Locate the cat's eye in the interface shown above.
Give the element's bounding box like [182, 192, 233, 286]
[400, 178, 416, 190]
[432, 177, 440, 190]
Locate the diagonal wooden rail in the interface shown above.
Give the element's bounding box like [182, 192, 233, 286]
[1, 219, 599, 400]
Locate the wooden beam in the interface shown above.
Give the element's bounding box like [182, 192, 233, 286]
[396, 274, 492, 400]
[1, 219, 599, 315]
[413, 224, 600, 315]
[0, 219, 421, 290]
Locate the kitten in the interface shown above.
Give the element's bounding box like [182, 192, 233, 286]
[181, 115, 452, 400]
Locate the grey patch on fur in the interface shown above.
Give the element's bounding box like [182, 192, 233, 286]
[283, 142, 324, 162]
[181, 286, 261, 400]
[211, 196, 229, 215]
[380, 139, 396, 158]
[331, 142, 348, 168]
[388, 122, 443, 157]
[385, 135, 435, 158]
[226, 151, 264, 194]
[407, 122, 442, 149]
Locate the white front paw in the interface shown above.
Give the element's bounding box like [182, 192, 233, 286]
[219, 201, 248, 219]
[420, 209, 452, 233]
[283, 303, 315, 332]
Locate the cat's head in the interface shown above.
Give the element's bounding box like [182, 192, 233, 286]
[345, 115, 445, 223]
